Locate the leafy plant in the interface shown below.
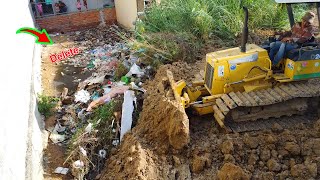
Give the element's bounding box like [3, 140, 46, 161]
[37, 94, 59, 118]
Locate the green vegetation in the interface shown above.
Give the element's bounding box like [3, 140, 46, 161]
[37, 94, 59, 118]
[131, 0, 308, 65]
[141, 0, 307, 40]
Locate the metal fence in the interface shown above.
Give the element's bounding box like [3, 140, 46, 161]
[30, 0, 115, 18]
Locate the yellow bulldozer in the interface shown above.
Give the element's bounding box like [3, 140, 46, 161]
[167, 0, 320, 132]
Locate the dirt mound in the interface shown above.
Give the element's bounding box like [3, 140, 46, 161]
[101, 62, 193, 179]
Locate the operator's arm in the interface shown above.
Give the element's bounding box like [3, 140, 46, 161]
[296, 26, 314, 44]
[277, 31, 292, 40]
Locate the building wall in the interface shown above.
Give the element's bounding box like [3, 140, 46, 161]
[36, 7, 116, 33]
[0, 0, 44, 179]
[114, 0, 137, 29]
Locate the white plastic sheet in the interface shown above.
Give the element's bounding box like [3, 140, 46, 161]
[126, 63, 145, 77]
[120, 90, 135, 141]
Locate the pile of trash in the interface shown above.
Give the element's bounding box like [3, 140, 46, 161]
[45, 26, 153, 179]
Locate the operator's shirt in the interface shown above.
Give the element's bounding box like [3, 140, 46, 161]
[291, 22, 315, 41]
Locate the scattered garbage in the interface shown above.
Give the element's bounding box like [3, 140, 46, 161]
[44, 26, 150, 179]
[49, 123, 66, 144]
[126, 63, 145, 77]
[54, 167, 69, 175]
[79, 146, 87, 156]
[73, 160, 85, 169]
[49, 133, 66, 144]
[98, 150, 107, 158]
[74, 90, 91, 103]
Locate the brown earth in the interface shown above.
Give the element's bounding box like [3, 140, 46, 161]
[101, 60, 320, 179]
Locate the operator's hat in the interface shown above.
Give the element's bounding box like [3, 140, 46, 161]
[302, 11, 315, 24]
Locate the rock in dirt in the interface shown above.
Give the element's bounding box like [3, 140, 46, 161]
[248, 153, 259, 165]
[224, 154, 235, 164]
[265, 134, 277, 144]
[291, 164, 307, 177]
[260, 148, 271, 162]
[172, 155, 181, 166]
[243, 133, 259, 149]
[290, 161, 317, 178]
[175, 164, 191, 180]
[191, 153, 211, 173]
[284, 142, 300, 155]
[267, 159, 281, 172]
[217, 163, 250, 180]
[306, 163, 317, 178]
[276, 170, 289, 179]
[221, 140, 234, 154]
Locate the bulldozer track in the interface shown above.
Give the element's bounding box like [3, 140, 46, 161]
[213, 81, 320, 132]
[226, 114, 318, 132]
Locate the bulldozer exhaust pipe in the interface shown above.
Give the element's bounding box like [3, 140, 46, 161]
[240, 7, 249, 53]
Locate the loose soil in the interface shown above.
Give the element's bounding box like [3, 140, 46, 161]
[101, 60, 320, 179]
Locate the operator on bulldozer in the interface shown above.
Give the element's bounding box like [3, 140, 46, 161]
[167, 1, 320, 132]
[269, 11, 316, 66]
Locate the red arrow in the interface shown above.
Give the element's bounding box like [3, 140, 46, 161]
[16, 27, 53, 45]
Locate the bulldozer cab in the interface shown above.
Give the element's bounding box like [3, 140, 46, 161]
[261, 0, 320, 81]
[271, 0, 320, 63]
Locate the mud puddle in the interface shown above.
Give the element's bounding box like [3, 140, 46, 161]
[53, 63, 91, 93]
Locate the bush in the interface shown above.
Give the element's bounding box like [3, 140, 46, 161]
[37, 94, 59, 118]
[142, 0, 308, 40]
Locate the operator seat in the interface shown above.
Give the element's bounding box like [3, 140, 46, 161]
[286, 37, 320, 61]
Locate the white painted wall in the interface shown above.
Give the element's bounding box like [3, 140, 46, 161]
[114, 0, 137, 29]
[0, 0, 44, 179]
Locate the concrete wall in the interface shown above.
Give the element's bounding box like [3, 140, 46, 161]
[114, 0, 137, 29]
[36, 7, 117, 33]
[0, 0, 45, 179]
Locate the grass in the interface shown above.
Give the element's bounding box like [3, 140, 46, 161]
[130, 0, 308, 66]
[142, 0, 308, 40]
[37, 94, 59, 118]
